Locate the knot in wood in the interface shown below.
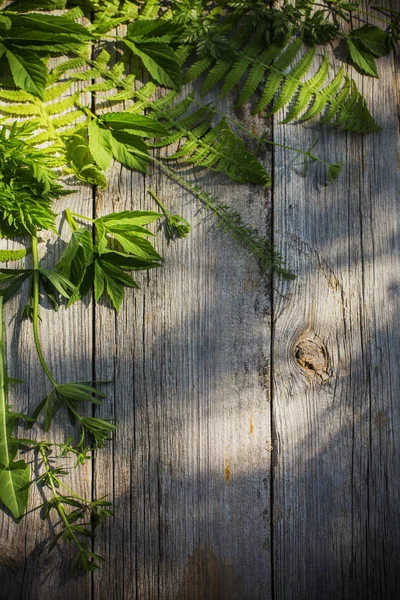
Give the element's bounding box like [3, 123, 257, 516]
[295, 339, 330, 382]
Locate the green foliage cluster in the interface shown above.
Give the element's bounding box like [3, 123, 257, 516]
[0, 0, 397, 574]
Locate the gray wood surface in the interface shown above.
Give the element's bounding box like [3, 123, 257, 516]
[273, 20, 400, 600]
[0, 7, 399, 600]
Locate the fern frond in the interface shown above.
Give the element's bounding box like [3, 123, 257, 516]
[218, 54, 253, 99]
[140, 0, 161, 19]
[268, 46, 316, 115]
[236, 45, 283, 107]
[154, 103, 271, 186]
[201, 60, 231, 97]
[184, 57, 213, 83]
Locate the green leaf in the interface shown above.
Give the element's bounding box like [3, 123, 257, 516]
[6, 50, 47, 99]
[6, 0, 69, 10]
[94, 261, 105, 302]
[104, 275, 125, 313]
[0, 462, 30, 519]
[328, 163, 343, 184]
[123, 38, 181, 89]
[98, 261, 139, 288]
[349, 25, 390, 58]
[110, 232, 162, 260]
[66, 131, 108, 188]
[88, 120, 113, 171]
[94, 220, 108, 255]
[56, 382, 105, 404]
[347, 38, 378, 77]
[110, 136, 149, 173]
[99, 210, 161, 227]
[38, 268, 78, 298]
[0, 248, 31, 262]
[0, 297, 29, 518]
[100, 250, 160, 271]
[6, 13, 93, 40]
[100, 113, 168, 138]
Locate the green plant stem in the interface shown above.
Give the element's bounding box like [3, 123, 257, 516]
[68, 212, 95, 223]
[38, 442, 85, 551]
[148, 189, 169, 216]
[31, 235, 57, 388]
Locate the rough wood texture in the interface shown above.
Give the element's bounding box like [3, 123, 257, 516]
[92, 97, 273, 599]
[0, 188, 94, 600]
[272, 19, 400, 600]
[0, 10, 399, 600]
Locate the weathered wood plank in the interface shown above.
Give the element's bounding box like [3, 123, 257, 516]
[92, 96, 273, 599]
[272, 22, 400, 600]
[0, 2, 94, 587]
[0, 187, 94, 600]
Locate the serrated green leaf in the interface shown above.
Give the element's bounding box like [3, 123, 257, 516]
[38, 268, 78, 298]
[100, 113, 168, 138]
[0, 248, 31, 262]
[6, 50, 47, 99]
[110, 136, 149, 173]
[0, 463, 30, 519]
[99, 264, 139, 290]
[123, 38, 181, 89]
[111, 232, 162, 260]
[99, 210, 161, 227]
[349, 25, 390, 58]
[347, 38, 378, 77]
[88, 120, 113, 171]
[0, 296, 29, 518]
[104, 275, 125, 313]
[94, 261, 105, 302]
[95, 221, 107, 256]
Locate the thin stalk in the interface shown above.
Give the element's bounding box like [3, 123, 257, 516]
[31, 235, 57, 388]
[68, 212, 95, 223]
[148, 188, 169, 216]
[38, 443, 85, 551]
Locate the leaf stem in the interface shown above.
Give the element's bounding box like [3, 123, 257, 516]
[148, 189, 168, 216]
[31, 236, 57, 388]
[38, 442, 85, 552]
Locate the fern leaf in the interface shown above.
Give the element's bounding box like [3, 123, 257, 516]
[44, 81, 74, 102]
[237, 46, 282, 108]
[52, 111, 87, 129]
[0, 89, 32, 102]
[140, 0, 160, 19]
[201, 60, 231, 97]
[320, 74, 352, 124]
[268, 46, 316, 116]
[0, 103, 40, 116]
[218, 54, 252, 100]
[184, 57, 213, 84]
[0, 248, 30, 262]
[299, 66, 344, 122]
[47, 94, 80, 116]
[250, 39, 302, 114]
[283, 54, 330, 123]
[49, 57, 87, 81]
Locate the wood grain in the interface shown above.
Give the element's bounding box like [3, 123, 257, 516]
[92, 95, 273, 599]
[272, 16, 400, 600]
[0, 4, 399, 599]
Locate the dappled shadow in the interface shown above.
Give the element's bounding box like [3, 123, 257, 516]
[0, 43, 399, 600]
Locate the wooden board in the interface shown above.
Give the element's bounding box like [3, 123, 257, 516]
[0, 5, 399, 599]
[272, 15, 400, 600]
[92, 96, 273, 600]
